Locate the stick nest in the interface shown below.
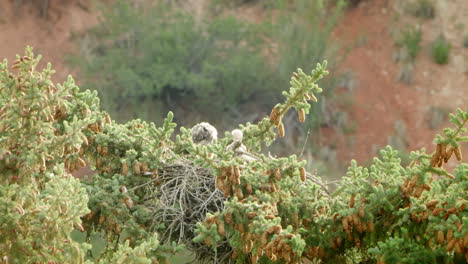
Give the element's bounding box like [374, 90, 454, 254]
[145, 158, 232, 263]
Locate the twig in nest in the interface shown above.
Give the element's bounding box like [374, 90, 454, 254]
[144, 159, 232, 263]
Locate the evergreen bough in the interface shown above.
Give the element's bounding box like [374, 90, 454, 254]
[1, 48, 467, 264]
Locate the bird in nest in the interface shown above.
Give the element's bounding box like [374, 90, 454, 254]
[191, 122, 218, 145]
[191, 123, 258, 161]
[226, 129, 257, 161]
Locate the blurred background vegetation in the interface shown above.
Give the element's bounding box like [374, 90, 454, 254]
[67, 0, 352, 177]
[4, 0, 465, 179]
[69, 0, 346, 126]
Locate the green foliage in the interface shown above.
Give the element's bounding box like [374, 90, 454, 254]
[79, 113, 180, 259]
[210, 0, 281, 9]
[406, 0, 435, 19]
[70, 0, 347, 139]
[96, 235, 183, 264]
[3, 48, 467, 264]
[262, 0, 346, 134]
[368, 233, 445, 263]
[192, 61, 468, 264]
[0, 48, 181, 263]
[241, 64, 329, 152]
[333, 0, 364, 8]
[430, 35, 451, 65]
[69, 0, 274, 123]
[0, 48, 92, 263]
[396, 26, 422, 62]
[463, 35, 468, 48]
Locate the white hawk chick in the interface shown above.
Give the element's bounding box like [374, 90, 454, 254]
[227, 129, 256, 161]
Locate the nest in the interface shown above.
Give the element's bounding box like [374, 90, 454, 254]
[145, 158, 232, 263]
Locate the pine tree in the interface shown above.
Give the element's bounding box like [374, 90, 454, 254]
[0, 48, 181, 263]
[1, 48, 467, 264]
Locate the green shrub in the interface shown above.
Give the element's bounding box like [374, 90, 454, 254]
[396, 26, 422, 62]
[70, 0, 347, 138]
[0, 47, 183, 263]
[265, 0, 346, 132]
[430, 35, 451, 64]
[338, 0, 365, 8]
[463, 35, 468, 48]
[210, 0, 281, 9]
[69, 0, 275, 123]
[407, 0, 435, 19]
[2, 48, 468, 264]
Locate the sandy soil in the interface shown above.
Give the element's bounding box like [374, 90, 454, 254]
[328, 0, 468, 165]
[0, 0, 97, 83]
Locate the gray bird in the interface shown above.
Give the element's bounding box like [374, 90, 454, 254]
[191, 122, 218, 145]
